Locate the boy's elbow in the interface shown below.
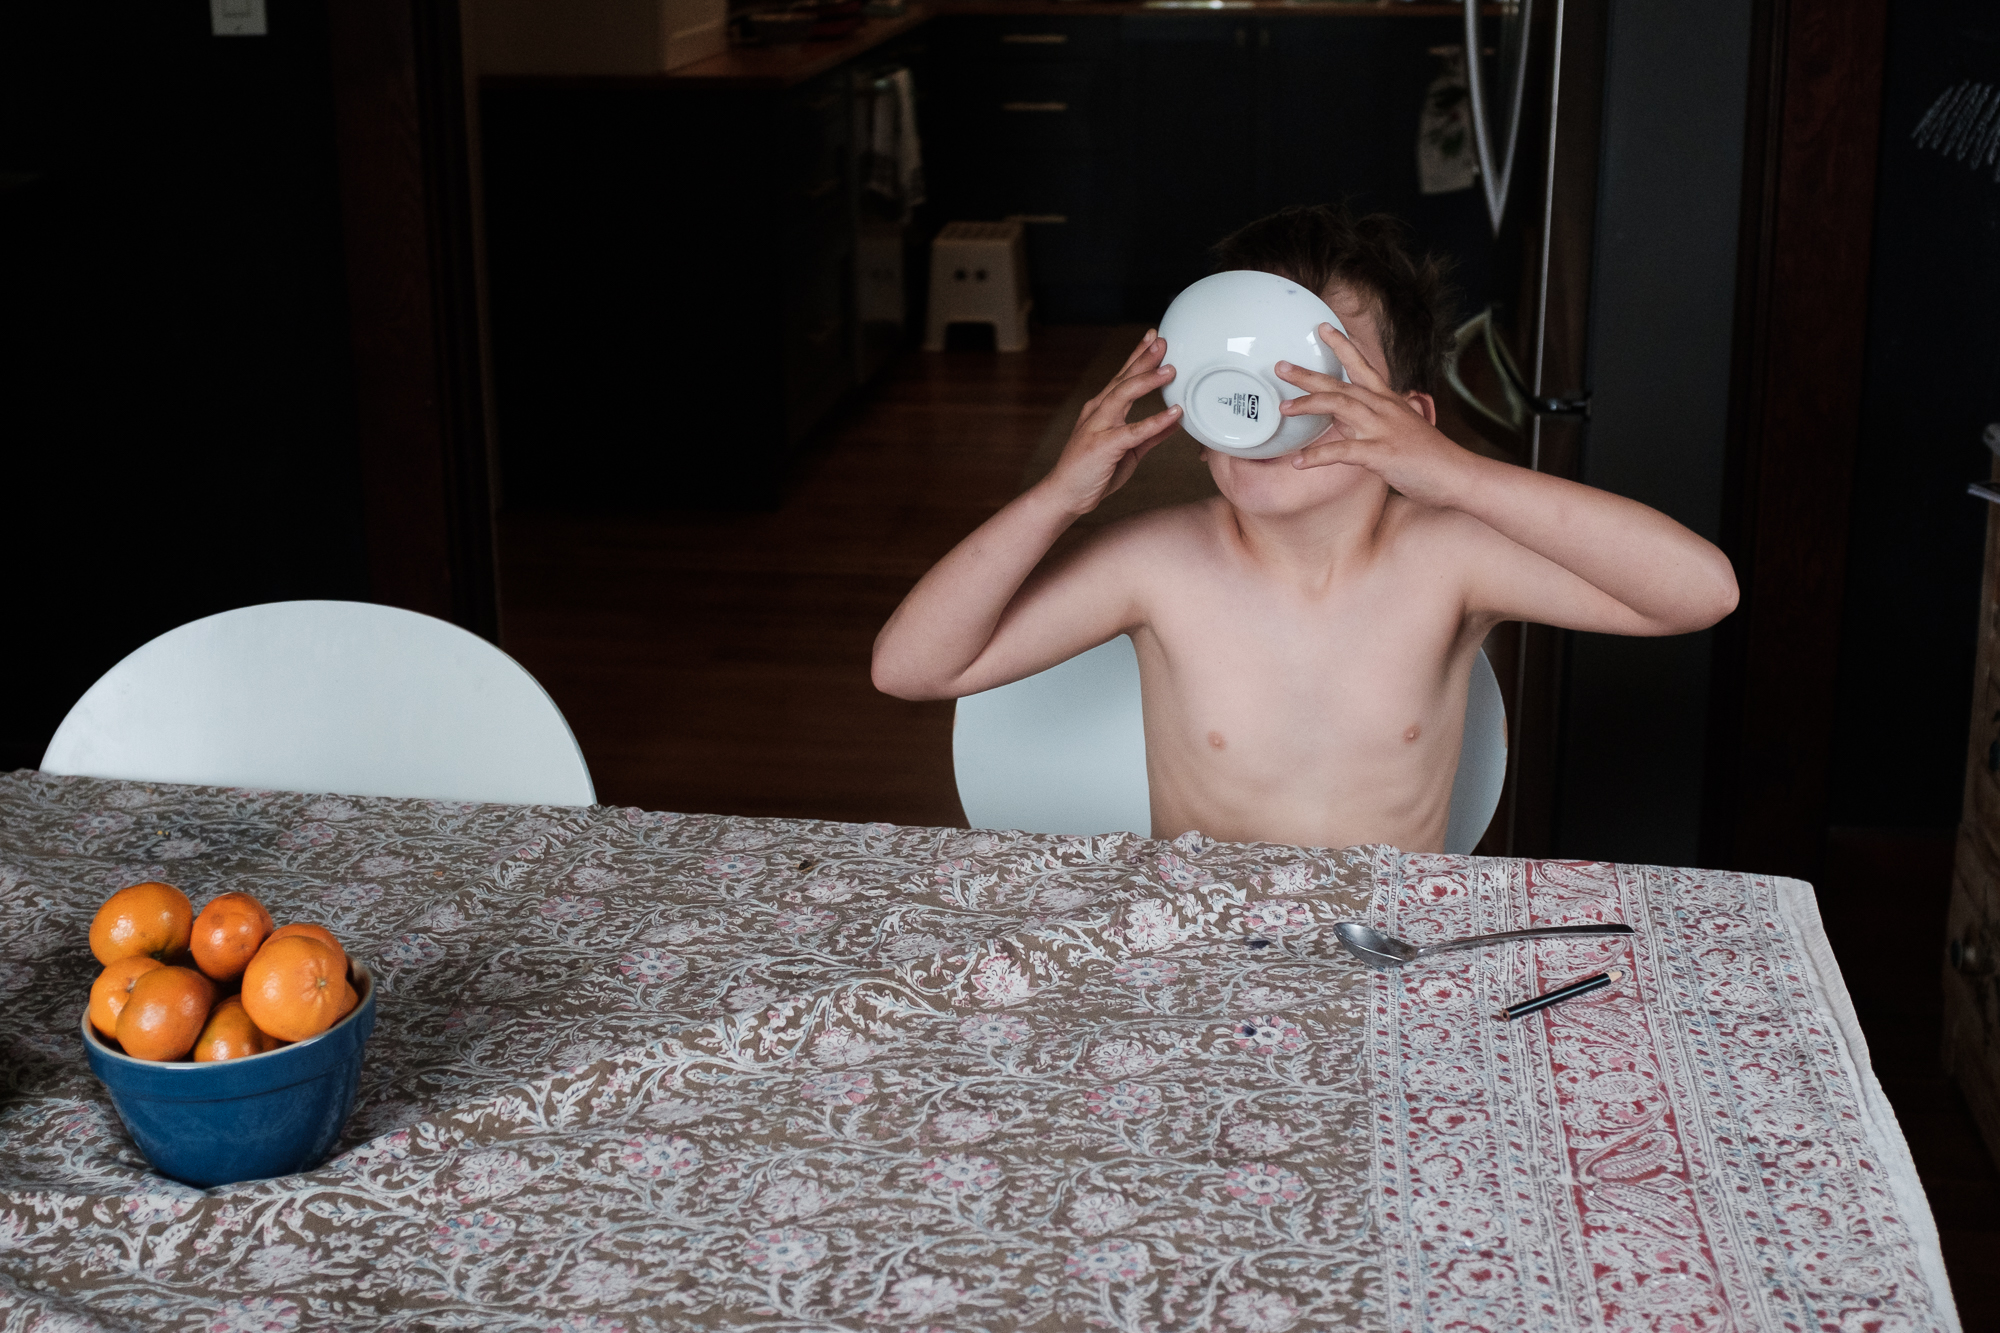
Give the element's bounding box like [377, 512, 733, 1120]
[1710, 565, 1741, 624]
[870, 651, 946, 701]
[873, 669, 929, 701]
[870, 654, 916, 699]
[1638, 553, 1738, 637]
[1697, 550, 1740, 628]
[1673, 553, 1739, 634]
[870, 629, 917, 698]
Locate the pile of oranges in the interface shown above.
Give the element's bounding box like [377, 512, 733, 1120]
[86, 882, 357, 1063]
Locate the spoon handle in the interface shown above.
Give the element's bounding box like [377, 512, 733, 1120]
[1415, 923, 1634, 958]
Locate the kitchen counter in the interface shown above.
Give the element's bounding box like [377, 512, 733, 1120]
[667, 8, 930, 88]
[480, 1, 1485, 91]
[478, 10, 928, 91]
[932, 0, 1470, 14]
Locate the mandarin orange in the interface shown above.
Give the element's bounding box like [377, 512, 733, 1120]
[191, 994, 283, 1062]
[240, 935, 355, 1042]
[114, 966, 216, 1061]
[89, 882, 194, 966]
[87, 956, 166, 1039]
[190, 891, 275, 982]
[265, 922, 346, 972]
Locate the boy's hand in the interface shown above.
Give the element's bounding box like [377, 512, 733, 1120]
[1274, 323, 1470, 507]
[1040, 330, 1183, 517]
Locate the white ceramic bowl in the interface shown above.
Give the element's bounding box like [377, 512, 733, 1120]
[1158, 270, 1350, 458]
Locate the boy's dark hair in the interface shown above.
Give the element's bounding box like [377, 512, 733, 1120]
[1209, 204, 1457, 396]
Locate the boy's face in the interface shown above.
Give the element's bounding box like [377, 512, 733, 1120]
[1201, 283, 1437, 520]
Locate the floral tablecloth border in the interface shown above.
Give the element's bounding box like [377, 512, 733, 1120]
[1363, 851, 1959, 1333]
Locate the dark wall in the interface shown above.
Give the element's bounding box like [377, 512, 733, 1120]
[1825, 0, 2000, 830]
[1553, 0, 1752, 865]
[0, 3, 368, 771]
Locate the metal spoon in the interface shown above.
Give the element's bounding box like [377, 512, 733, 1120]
[1329, 920, 1634, 970]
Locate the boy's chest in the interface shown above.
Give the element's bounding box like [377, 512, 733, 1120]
[1137, 568, 1470, 755]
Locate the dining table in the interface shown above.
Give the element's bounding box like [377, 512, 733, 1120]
[0, 770, 1962, 1331]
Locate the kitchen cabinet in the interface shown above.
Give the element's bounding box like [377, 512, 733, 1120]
[1117, 15, 1259, 316]
[924, 16, 1126, 322]
[922, 9, 1478, 322]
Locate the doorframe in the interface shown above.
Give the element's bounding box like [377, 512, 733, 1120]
[1702, 0, 1891, 880]
[328, 0, 501, 642]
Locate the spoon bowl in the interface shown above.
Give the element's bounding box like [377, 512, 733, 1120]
[1333, 922, 1421, 967]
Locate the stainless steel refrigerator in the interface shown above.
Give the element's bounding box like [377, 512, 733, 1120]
[1450, 0, 1751, 862]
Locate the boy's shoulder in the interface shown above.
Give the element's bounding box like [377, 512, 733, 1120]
[1082, 496, 1235, 560]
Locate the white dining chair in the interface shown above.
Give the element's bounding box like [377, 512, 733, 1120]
[953, 637, 1508, 853]
[41, 601, 595, 806]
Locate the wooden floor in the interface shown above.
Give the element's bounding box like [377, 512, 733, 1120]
[497, 332, 2000, 1326]
[497, 327, 1111, 827]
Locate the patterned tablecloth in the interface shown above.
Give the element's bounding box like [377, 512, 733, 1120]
[0, 773, 1959, 1332]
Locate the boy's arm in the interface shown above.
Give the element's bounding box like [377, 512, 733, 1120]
[1276, 323, 1739, 636]
[871, 332, 1184, 700]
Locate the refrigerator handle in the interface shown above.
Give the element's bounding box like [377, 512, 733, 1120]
[1463, 0, 1535, 234]
[1445, 308, 1592, 437]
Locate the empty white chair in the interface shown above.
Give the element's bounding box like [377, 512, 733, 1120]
[954, 636, 1507, 854]
[41, 601, 595, 806]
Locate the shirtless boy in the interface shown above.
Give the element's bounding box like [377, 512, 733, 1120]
[872, 206, 1738, 852]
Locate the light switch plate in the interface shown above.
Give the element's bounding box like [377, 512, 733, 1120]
[211, 0, 268, 37]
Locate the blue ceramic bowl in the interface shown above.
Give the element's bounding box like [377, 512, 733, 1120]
[81, 960, 377, 1188]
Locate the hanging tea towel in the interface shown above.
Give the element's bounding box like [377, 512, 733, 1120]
[862, 67, 926, 219]
[1418, 45, 1478, 195]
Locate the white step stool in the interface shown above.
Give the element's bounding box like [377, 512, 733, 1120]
[923, 221, 1032, 352]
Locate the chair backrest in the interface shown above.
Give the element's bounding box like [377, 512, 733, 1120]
[1445, 647, 1509, 855]
[954, 638, 1151, 838]
[954, 636, 1508, 854]
[41, 601, 595, 806]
